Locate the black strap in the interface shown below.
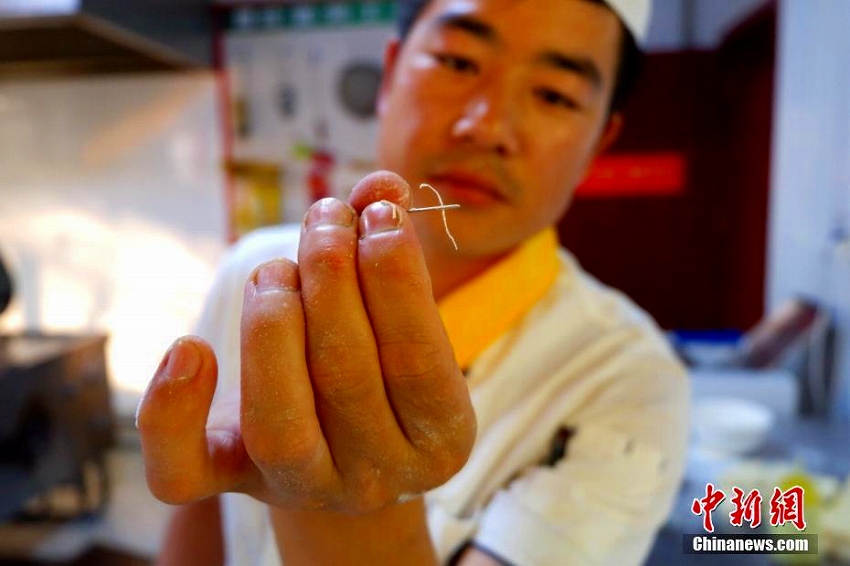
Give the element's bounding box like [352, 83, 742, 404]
[448, 541, 516, 566]
[0, 254, 12, 315]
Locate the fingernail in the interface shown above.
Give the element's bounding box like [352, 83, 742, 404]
[136, 340, 199, 429]
[135, 341, 176, 429]
[253, 259, 300, 293]
[165, 338, 202, 381]
[304, 198, 355, 229]
[361, 200, 402, 236]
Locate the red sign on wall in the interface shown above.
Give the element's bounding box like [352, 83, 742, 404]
[575, 152, 687, 197]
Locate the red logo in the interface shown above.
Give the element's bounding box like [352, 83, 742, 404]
[691, 483, 726, 533]
[769, 486, 807, 531]
[729, 487, 763, 528]
[691, 484, 806, 532]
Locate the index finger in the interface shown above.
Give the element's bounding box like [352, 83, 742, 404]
[239, 259, 336, 493]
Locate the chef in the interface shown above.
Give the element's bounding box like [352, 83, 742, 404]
[138, 1, 689, 564]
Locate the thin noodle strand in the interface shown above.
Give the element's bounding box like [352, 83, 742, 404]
[418, 183, 458, 251]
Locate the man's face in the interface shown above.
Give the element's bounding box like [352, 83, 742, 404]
[376, 0, 623, 259]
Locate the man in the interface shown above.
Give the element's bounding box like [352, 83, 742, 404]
[136, 0, 689, 564]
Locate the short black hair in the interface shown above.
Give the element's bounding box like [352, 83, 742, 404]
[394, 0, 644, 113]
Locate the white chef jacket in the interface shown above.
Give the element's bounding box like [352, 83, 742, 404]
[192, 224, 689, 566]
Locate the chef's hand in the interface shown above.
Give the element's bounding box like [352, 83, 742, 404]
[136, 171, 477, 513]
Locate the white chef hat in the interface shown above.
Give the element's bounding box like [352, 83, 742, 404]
[605, 0, 653, 44]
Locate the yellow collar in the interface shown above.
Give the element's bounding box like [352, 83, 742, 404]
[438, 228, 561, 370]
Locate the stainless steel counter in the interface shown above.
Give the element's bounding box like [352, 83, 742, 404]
[0, 333, 113, 522]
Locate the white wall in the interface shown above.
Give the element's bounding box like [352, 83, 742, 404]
[0, 72, 227, 418]
[768, 0, 850, 421]
[226, 23, 394, 221]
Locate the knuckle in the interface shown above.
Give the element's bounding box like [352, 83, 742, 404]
[307, 342, 379, 402]
[410, 452, 465, 492]
[430, 450, 468, 484]
[309, 338, 368, 378]
[243, 294, 293, 331]
[414, 417, 476, 486]
[241, 298, 298, 338]
[367, 255, 426, 289]
[346, 469, 393, 514]
[380, 336, 445, 383]
[357, 222, 407, 256]
[311, 365, 374, 404]
[246, 301, 280, 325]
[242, 421, 321, 471]
[145, 474, 201, 506]
[302, 235, 355, 276]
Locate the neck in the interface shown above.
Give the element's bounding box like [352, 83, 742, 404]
[424, 245, 508, 302]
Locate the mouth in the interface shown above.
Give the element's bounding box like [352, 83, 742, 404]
[425, 171, 510, 206]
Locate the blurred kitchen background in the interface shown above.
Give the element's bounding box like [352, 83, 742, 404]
[0, 0, 849, 564]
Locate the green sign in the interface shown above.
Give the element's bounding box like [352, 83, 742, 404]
[227, 2, 396, 32]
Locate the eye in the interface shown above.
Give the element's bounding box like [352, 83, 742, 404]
[434, 53, 479, 74]
[534, 87, 578, 110]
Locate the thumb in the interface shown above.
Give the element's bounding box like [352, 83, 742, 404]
[137, 336, 253, 504]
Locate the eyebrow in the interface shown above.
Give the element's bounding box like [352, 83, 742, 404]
[431, 12, 603, 90]
[433, 13, 497, 43]
[538, 52, 603, 90]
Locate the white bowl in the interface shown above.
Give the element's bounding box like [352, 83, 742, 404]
[692, 397, 775, 456]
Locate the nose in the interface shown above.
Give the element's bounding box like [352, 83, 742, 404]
[450, 75, 520, 157]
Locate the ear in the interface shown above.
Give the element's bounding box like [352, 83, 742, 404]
[376, 38, 402, 117]
[594, 112, 624, 157]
